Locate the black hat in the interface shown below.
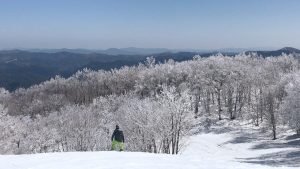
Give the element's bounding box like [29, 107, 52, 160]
[116, 125, 119, 129]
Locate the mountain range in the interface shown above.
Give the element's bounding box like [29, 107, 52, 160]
[0, 47, 299, 91]
[246, 47, 300, 57]
[22, 47, 173, 55]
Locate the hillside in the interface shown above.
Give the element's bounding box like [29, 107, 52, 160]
[1, 52, 299, 169]
[2, 47, 299, 91]
[0, 50, 201, 91]
[1, 121, 299, 169]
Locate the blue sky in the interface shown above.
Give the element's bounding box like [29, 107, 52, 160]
[0, 0, 300, 49]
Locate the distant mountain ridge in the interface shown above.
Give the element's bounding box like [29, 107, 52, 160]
[246, 47, 300, 57]
[15, 47, 173, 55]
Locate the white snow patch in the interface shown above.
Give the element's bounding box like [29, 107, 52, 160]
[0, 131, 298, 169]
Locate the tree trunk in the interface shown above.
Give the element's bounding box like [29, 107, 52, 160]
[206, 91, 211, 116]
[217, 88, 222, 120]
[268, 93, 276, 140]
[233, 88, 239, 120]
[228, 87, 234, 120]
[194, 95, 200, 115]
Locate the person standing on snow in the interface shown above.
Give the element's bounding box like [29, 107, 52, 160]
[111, 125, 125, 151]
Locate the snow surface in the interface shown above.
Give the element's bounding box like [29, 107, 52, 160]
[1, 124, 299, 169]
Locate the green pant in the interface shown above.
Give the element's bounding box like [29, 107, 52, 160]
[111, 140, 124, 151]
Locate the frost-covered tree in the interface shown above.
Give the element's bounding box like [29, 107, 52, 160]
[154, 86, 194, 154]
[110, 87, 194, 154]
[280, 71, 300, 134]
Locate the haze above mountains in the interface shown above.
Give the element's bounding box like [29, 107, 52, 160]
[2, 47, 281, 55]
[0, 47, 299, 91]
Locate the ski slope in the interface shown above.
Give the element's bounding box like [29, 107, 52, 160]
[0, 130, 298, 169]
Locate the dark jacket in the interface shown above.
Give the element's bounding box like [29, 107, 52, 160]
[111, 129, 125, 143]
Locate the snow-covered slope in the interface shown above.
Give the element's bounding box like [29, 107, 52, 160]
[1, 128, 298, 169]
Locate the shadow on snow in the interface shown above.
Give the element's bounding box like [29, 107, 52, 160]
[230, 132, 300, 167]
[238, 149, 300, 167]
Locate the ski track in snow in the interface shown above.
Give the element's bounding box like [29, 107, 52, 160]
[0, 132, 298, 169]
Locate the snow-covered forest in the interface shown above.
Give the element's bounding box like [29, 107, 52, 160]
[0, 53, 300, 155]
